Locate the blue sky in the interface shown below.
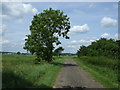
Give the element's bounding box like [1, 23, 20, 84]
[1, 2, 118, 53]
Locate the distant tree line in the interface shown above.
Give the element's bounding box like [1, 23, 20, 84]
[77, 38, 119, 59]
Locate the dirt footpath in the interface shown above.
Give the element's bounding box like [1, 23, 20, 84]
[53, 58, 104, 88]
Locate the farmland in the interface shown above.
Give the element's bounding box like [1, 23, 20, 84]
[2, 54, 64, 88]
[1, 2, 119, 89]
[2, 54, 119, 88]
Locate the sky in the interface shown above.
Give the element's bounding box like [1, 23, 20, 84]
[0, 2, 119, 53]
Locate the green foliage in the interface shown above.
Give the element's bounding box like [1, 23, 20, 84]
[73, 56, 118, 88]
[77, 38, 119, 59]
[78, 56, 118, 70]
[76, 38, 119, 88]
[54, 47, 64, 56]
[17, 51, 21, 55]
[24, 8, 70, 63]
[2, 54, 64, 88]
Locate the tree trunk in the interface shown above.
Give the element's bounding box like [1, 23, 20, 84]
[47, 42, 53, 63]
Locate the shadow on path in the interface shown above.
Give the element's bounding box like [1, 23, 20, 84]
[53, 59, 104, 88]
[50, 62, 77, 67]
[62, 86, 86, 89]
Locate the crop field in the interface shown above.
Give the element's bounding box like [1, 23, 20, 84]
[2, 54, 64, 88]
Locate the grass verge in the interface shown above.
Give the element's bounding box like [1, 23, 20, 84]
[2, 54, 64, 88]
[72, 56, 118, 88]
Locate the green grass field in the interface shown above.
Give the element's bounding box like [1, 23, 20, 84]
[2, 54, 65, 88]
[73, 56, 118, 88]
[2, 54, 118, 88]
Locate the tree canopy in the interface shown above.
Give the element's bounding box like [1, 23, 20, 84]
[77, 38, 119, 59]
[24, 8, 70, 63]
[54, 47, 64, 56]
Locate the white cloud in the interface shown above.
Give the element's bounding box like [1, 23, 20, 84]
[22, 36, 28, 40]
[32, 8, 38, 14]
[70, 24, 90, 34]
[2, 2, 38, 21]
[101, 33, 110, 38]
[67, 45, 79, 48]
[22, 4, 38, 14]
[70, 39, 96, 44]
[71, 40, 89, 44]
[89, 3, 96, 8]
[64, 38, 98, 53]
[0, 39, 10, 45]
[114, 33, 120, 40]
[114, 33, 118, 38]
[100, 33, 119, 40]
[63, 44, 80, 53]
[101, 17, 117, 28]
[0, 24, 7, 34]
[117, 34, 120, 39]
[0, 15, 9, 19]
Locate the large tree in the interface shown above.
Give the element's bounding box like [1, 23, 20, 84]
[24, 8, 70, 63]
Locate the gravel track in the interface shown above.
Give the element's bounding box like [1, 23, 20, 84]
[53, 58, 104, 88]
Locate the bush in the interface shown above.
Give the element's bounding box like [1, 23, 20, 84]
[17, 52, 21, 55]
[77, 38, 119, 59]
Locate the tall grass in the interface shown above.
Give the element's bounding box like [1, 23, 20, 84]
[79, 56, 118, 70]
[2, 54, 64, 88]
[73, 56, 118, 88]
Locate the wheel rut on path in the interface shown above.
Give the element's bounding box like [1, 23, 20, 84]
[53, 58, 104, 88]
